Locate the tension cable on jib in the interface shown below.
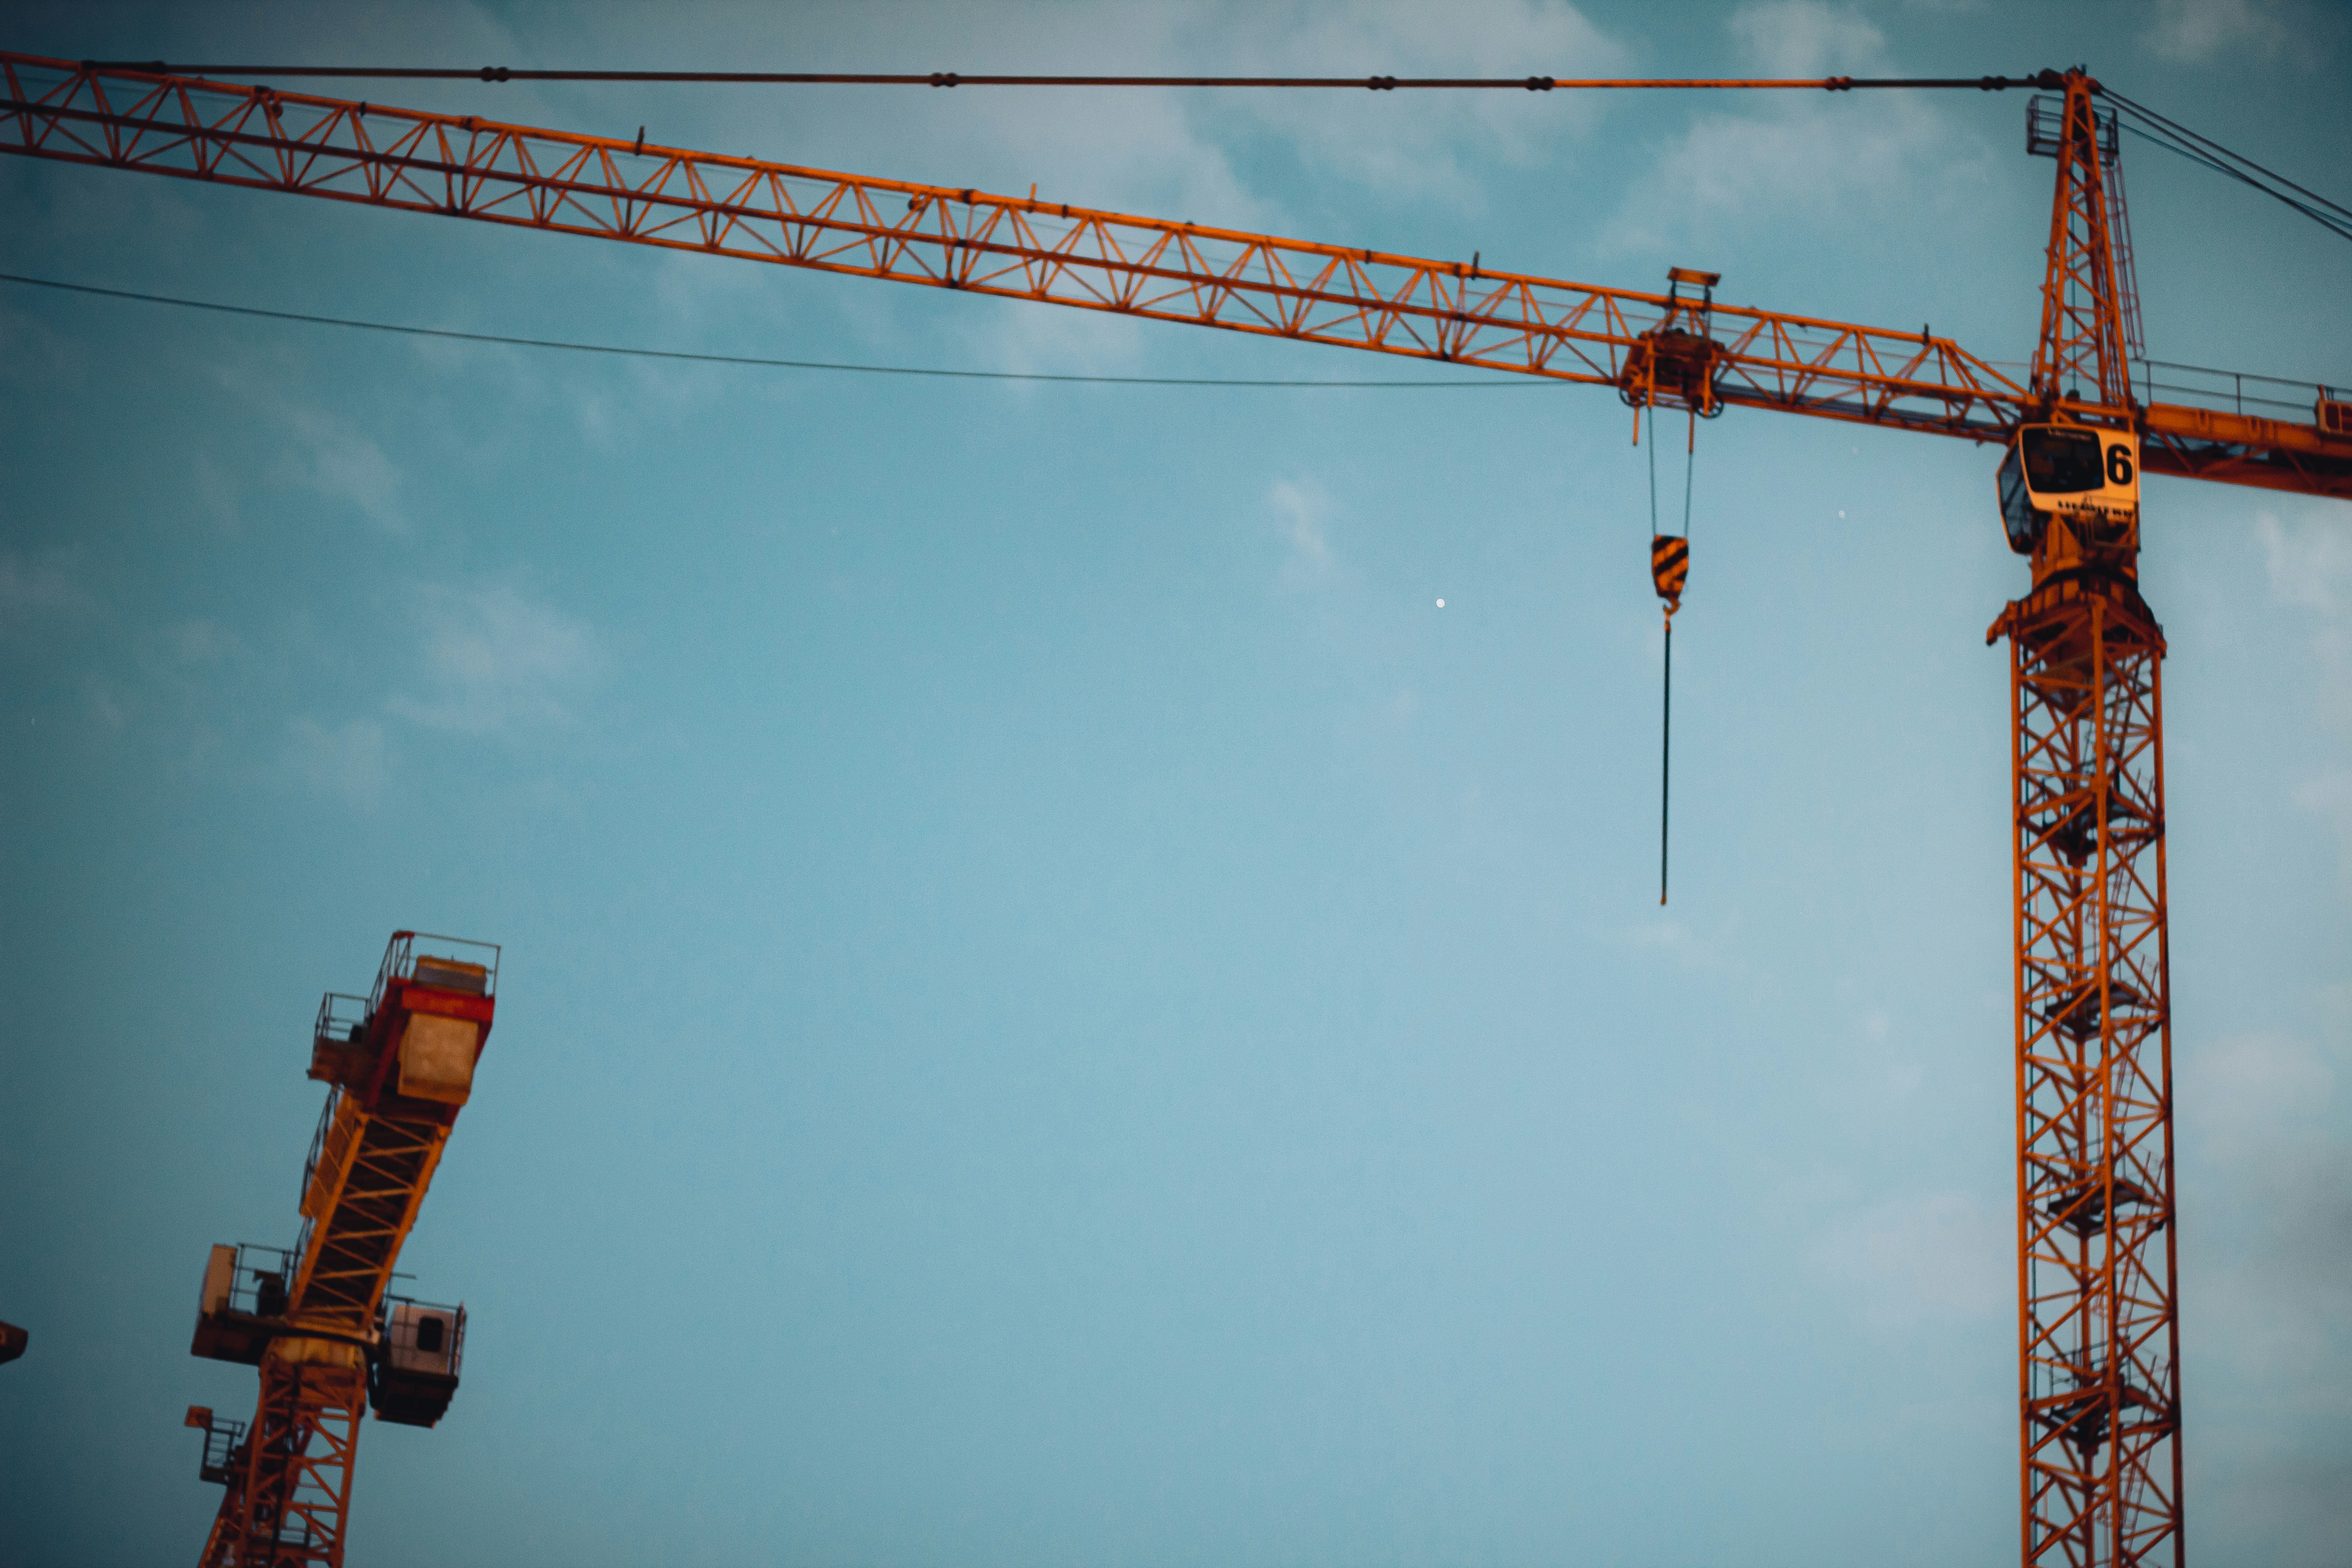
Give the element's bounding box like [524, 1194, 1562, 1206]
[1626, 267, 1721, 907]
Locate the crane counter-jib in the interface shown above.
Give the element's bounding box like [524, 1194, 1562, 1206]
[5, 51, 2345, 496]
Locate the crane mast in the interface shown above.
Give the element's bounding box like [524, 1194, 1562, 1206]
[185, 933, 497, 1568]
[1984, 71, 2180, 1566]
[2, 50, 2345, 1568]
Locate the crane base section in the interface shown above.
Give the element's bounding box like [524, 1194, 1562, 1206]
[201, 1345, 366, 1568]
[1998, 576, 2183, 1568]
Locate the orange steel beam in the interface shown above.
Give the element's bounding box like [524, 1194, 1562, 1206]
[223, 1354, 366, 1568]
[5, 53, 2346, 498]
[192, 1338, 369, 1568]
[290, 1099, 451, 1337]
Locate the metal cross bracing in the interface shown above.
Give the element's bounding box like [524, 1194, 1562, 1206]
[3, 51, 2347, 498]
[294, 1093, 452, 1336]
[200, 1358, 367, 1568]
[2030, 87, 2136, 418]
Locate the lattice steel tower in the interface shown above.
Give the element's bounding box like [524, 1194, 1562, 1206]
[1989, 71, 2181, 1567]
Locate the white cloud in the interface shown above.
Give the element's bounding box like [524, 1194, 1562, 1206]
[2146, 0, 2291, 63]
[2180, 1029, 2335, 1169]
[275, 406, 407, 534]
[80, 671, 128, 733]
[2259, 508, 2352, 876]
[0, 552, 85, 633]
[1267, 476, 1337, 583]
[1601, 2, 1988, 257]
[1612, 909, 1739, 972]
[2300, 773, 2352, 885]
[287, 716, 388, 808]
[169, 619, 241, 667]
[954, 295, 1153, 381]
[1808, 1188, 2009, 1330]
[2260, 507, 2352, 618]
[0, 298, 88, 397]
[1194, 0, 1630, 209]
[387, 582, 597, 734]
[2176, 1028, 2352, 1465]
[1730, 0, 1886, 76]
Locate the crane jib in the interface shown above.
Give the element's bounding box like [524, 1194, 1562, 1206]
[4, 54, 2340, 496]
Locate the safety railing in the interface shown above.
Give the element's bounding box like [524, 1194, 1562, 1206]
[223, 1243, 296, 1318]
[368, 931, 502, 1014]
[313, 990, 369, 1056]
[300, 1085, 342, 1210]
[196, 1414, 246, 1484]
[2136, 358, 2346, 423]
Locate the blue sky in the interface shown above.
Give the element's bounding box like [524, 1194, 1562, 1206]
[1, 2, 2347, 1565]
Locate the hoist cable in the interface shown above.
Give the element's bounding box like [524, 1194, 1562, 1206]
[1647, 415, 1659, 534]
[1683, 420, 1696, 539]
[1661, 617, 1673, 907]
[1640, 408, 1679, 906]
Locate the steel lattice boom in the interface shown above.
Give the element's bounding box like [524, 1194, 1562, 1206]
[3, 52, 2346, 496]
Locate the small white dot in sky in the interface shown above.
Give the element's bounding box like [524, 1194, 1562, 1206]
[1838, 510, 1847, 518]
[1436, 598, 1445, 608]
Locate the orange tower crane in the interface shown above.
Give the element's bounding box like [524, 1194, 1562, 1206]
[182, 932, 498, 1568]
[4, 52, 2347, 1568]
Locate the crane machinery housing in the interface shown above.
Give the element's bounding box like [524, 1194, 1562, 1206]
[182, 931, 498, 1568]
[2, 49, 2347, 1568]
